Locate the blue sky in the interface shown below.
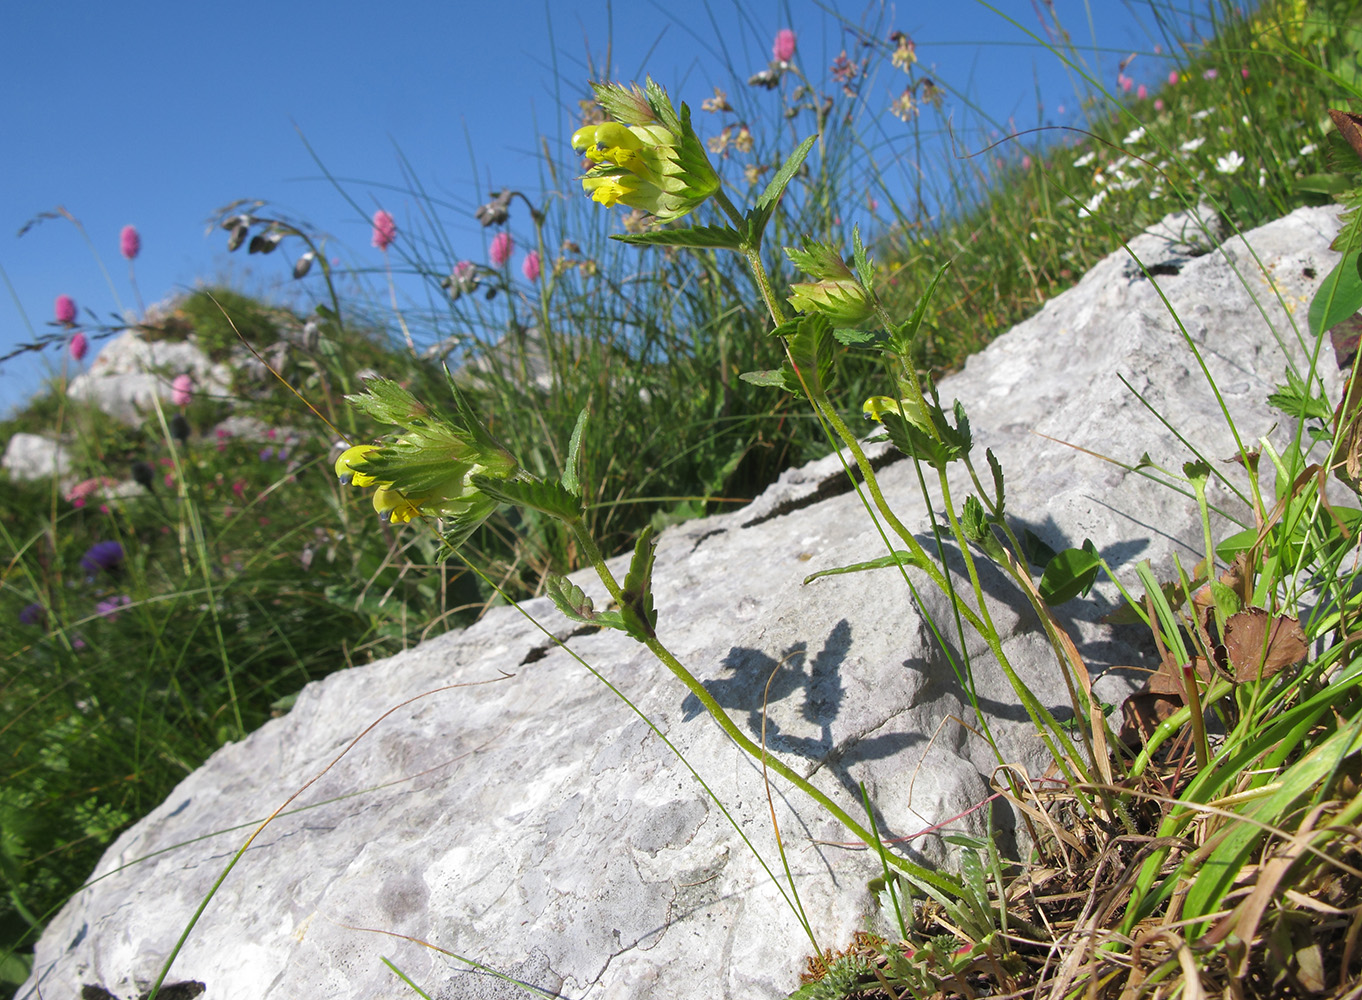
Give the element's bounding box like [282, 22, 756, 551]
[1, 1, 1218, 415]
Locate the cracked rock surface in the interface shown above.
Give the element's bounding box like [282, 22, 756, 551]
[20, 207, 1345, 1000]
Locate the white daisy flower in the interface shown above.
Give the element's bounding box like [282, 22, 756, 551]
[1191, 109, 1213, 121]
[1180, 137, 1206, 153]
[1299, 142, 1317, 156]
[1123, 126, 1146, 145]
[1074, 151, 1097, 168]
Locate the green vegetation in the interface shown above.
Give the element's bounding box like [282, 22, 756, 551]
[5, 0, 1362, 996]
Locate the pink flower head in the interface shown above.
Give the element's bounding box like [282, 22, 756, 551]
[521, 250, 541, 282]
[371, 209, 397, 251]
[1154, 98, 1165, 112]
[1021, 155, 1032, 170]
[70, 331, 88, 361]
[490, 231, 513, 267]
[120, 225, 141, 260]
[1203, 68, 1218, 80]
[1137, 84, 1148, 100]
[171, 373, 194, 407]
[1118, 73, 1133, 93]
[1168, 70, 1179, 86]
[772, 28, 796, 64]
[1241, 66, 1249, 79]
[55, 294, 77, 325]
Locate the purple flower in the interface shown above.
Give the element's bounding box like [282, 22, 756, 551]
[772, 28, 796, 64]
[260, 447, 275, 462]
[80, 541, 124, 576]
[490, 231, 513, 267]
[120, 225, 141, 260]
[19, 602, 45, 626]
[55, 294, 77, 325]
[95, 595, 131, 621]
[171, 374, 193, 407]
[522, 250, 541, 282]
[371, 209, 397, 251]
[1203, 68, 1218, 80]
[70, 331, 88, 361]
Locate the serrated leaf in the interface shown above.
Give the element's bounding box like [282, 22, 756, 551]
[612, 226, 743, 250]
[739, 368, 790, 388]
[562, 408, 589, 497]
[784, 239, 854, 280]
[747, 134, 817, 243]
[1039, 540, 1101, 605]
[802, 549, 926, 584]
[1268, 368, 1333, 422]
[1310, 250, 1362, 338]
[832, 326, 876, 345]
[887, 261, 950, 357]
[471, 475, 583, 520]
[851, 225, 872, 288]
[545, 575, 597, 623]
[986, 448, 1005, 515]
[619, 526, 659, 640]
[785, 314, 836, 399]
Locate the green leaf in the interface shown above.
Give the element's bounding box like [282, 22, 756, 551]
[851, 225, 872, 288]
[986, 448, 1005, 515]
[1296, 172, 1355, 196]
[1309, 250, 1362, 338]
[619, 526, 659, 640]
[785, 314, 836, 399]
[832, 327, 876, 346]
[747, 134, 817, 244]
[1216, 527, 1259, 562]
[546, 575, 597, 624]
[1039, 539, 1101, 605]
[803, 549, 927, 584]
[1019, 530, 1057, 569]
[887, 261, 951, 357]
[738, 369, 790, 388]
[470, 475, 582, 520]
[1268, 368, 1334, 422]
[612, 225, 744, 250]
[562, 408, 589, 497]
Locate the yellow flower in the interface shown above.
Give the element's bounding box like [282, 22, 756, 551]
[583, 173, 642, 208]
[373, 486, 428, 524]
[572, 122, 644, 167]
[335, 444, 383, 487]
[572, 80, 720, 223]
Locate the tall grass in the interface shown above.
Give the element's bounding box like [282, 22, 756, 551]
[4, 0, 1362, 994]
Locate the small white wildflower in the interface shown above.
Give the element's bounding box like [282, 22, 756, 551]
[1123, 126, 1146, 145]
[1073, 150, 1097, 168]
[1149, 185, 1164, 200]
[1180, 137, 1206, 153]
[1191, 109, 1213, 121]
[1242, 115, 1251, 126]
[1299, 142, 1317, 156]
[1111, 155, 1133, 171]
[1093, 169, 1107, 186]
[1077, 188, 1108, 218]
[1216, 150, 1245, 174]
[1258, 167, 1267, 188]
[1029, 231, 1039, 242]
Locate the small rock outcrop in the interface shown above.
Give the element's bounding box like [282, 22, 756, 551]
[65, 329, 231, 425]
[19, 207, 1348, 1000]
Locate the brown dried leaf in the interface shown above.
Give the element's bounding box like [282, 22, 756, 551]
[1222, 607, 1307, 683]
[1329, 108, 1362, 163]
[1118, 655, 1216, 745]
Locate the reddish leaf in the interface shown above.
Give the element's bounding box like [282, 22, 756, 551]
[1222, 608, 1307, 683]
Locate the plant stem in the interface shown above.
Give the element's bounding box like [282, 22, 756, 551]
[568, 517, 960, 894]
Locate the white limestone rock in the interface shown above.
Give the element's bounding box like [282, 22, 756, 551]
[19, 206, 1349, 1000]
